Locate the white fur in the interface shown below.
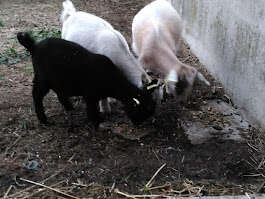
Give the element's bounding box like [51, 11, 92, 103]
[167, 70, 178, 82]
[61, 0, 150, 112]
[132, 0, 209, 102]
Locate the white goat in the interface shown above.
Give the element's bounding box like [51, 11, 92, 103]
[132, 0, 210, 102]
[60, 0, 151, 112]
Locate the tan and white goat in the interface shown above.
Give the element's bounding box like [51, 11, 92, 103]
[132, 0, 210, 102]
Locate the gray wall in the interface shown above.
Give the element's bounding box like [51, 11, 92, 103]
[170, 0, 265, 130]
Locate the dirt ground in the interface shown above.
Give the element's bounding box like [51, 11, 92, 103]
[0, 0, 264, 198]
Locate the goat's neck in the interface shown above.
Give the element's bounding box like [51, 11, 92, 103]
[153, 46, 182, 78]
[114, 51, 144, 88]
[111, 78, 141, 103]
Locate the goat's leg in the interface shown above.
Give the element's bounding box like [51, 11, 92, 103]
[57, 94, 74, 111]
[99, 98, 111, 113]
[32, 82, 49, 124]
[57, 94, 75, 128]
[84, 98, 104, 131]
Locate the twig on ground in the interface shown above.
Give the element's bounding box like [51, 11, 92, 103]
[21, 180, 65, 199]
[144, 163, 166, 189]
[245, 192, 251, 199]
[68, 153, 76, 163]
[258, 157, 265, 169]
[4, 185, 14, 198]
[196, 185, 204, 196]
[13, 176, 25, 187]
[4, 135, 22, 155]
[19, 178, 79, 199]
[152, 149, 162, 164]
[146, 183, 171, 191]
[72, 181, 94, 188]
[244, 173, 264, 177]
[247, 142, 259, 152]
[165, 179, 203, 197]
[110, 182, 116, 192]
[114, 189, 165, 199]
[257, 181, 265, 193]
[5, 167, 66, 198]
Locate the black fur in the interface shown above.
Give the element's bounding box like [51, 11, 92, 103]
[17, 32, 35, 54]
[17, 32, 156, 127]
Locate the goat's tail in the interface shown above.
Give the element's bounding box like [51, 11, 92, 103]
[17, 32, 36, 54]
[60, 0, 76, 24]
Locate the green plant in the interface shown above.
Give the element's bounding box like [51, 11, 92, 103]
[2, 47, 26, 65]
[29, 28, 61, 42]
[0, 20, 4, 27]
[0, 28, 61, 65]
[9, 48, 16, 54]
[0, 74, 4, 79]
[142, 184, 148, 193]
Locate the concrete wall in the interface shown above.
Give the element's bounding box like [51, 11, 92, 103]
[169, 0, 265, 130]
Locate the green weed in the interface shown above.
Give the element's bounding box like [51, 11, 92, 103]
[142, 184, 148, 193]
[0, 28, 61, 65]
[29, 28, 61, 42]
[0, 20, 4, 27]
[0, 74, 5, 79]
[0, 48, 28, 65]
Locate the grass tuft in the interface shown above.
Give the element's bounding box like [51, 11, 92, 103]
[0, 28, 61, 65]
[29, 28, 61, 42]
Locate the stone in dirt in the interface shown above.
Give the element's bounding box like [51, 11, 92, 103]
[183, 100, 251, 145]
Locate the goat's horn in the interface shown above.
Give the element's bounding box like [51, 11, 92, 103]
[147, 83, 159, 90]
[133, 98, 140, 105]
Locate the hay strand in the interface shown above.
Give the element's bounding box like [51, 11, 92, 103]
[19, 178, 79, 199]
[145, 163, 166, 189]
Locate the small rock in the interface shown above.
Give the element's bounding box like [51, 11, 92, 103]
[212, 125, 223, 131]
[23, 160, 39, 170]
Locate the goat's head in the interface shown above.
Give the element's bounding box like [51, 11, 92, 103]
[161, 65, 210, 102]
[123, 79, 158, 125]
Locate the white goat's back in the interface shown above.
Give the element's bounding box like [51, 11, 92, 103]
[132, 0, 183, 57]
[61, 3, 147, 88]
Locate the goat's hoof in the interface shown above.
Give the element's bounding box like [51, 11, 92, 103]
[67, 126, 75, 133]
[86, 123, 96, 136]
[98, 122, 112, 131]
[38, 121, 52, 129]
[39, 120, 51, 126]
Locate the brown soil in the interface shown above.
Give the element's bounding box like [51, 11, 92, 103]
[0, 0, 264, 198]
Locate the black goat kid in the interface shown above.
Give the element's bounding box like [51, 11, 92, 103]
[17, 32, 157, 128]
